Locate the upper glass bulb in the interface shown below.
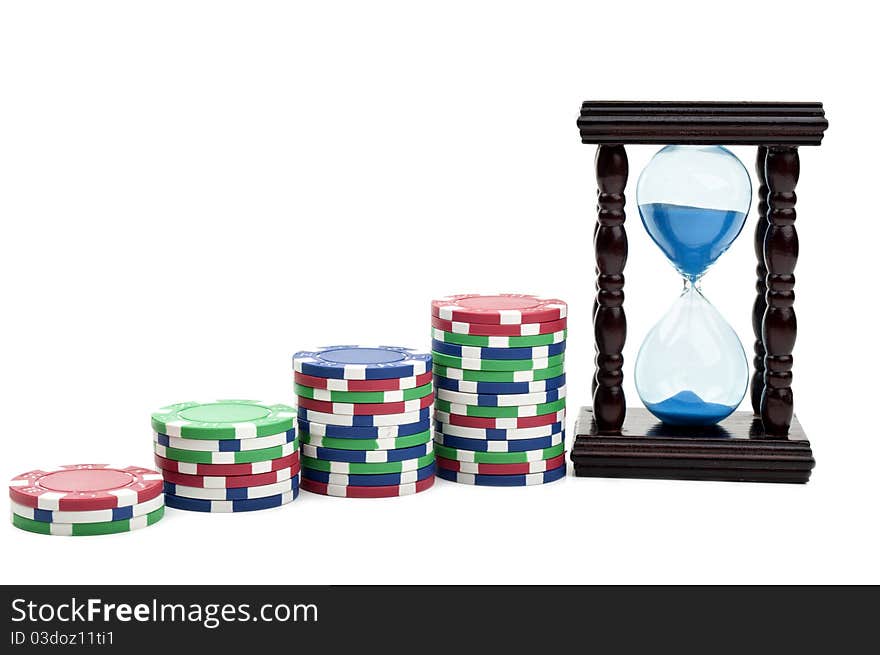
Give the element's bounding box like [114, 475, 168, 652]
[637, 145, 752, 281]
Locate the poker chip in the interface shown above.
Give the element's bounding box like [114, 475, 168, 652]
[431, 294, 567, 325]
[431, 315, 567, 337]
[431, 339, 566, 361]
[294, 343, 437, 497]
[160, 464, 299, 490]
[433, 431, 564, 452]
[432, 328, 567, 348]
[9, 464, 164, 511]
[301, 441, 433, 464]
[294, 382, 433, 404]
[301, 476, 434, 498]
[301, 462, 436, 487]
[433, 363, 564, 383]
[296, 393, 433, 416]
[293, 346, 431, 380]
[164, 476, 298, 501]
[429, 293, 568, 487]
[300, 429, 432, 451]
[164, 487, 299, 513]
[436, 453, 567, 475]
[297, 417, 431, 440]
[11, 493, 165, 524]
[11, 506, 165, 536]
[154, 452, 299, 476]
[435, 385, 567, 407]
[433, 373, 567, 395]
[153, 429, 296, 452]
[301, 453, 435, 475]
[433, 442, 565, 464]
[435, 408, 565, 430]
[294, 370, 433, 392]
[435, 397, 566, 418]
[151, 400, 296, 440]
[436, 464, 566, 487]
[431, 351, 565, 372]
[153, 439, 298, 465]
[434, 420, 564, 441]
[296, 406, 430, 428]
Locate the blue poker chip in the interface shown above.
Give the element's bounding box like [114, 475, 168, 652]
[433, 420, 563, 441]
[433, 373, 567, 395]
[164, 482, 299, 512]
[293, 346, 431, 380]
[296, 406, 430, 428]
[154, 429, 297, 452]
[297, 417, 430, 439]
[300, 441, 432, 463]
[433, 431, 564, 452]
[163, 477, 298, 501]
[436, 463, 567, 486]
[301, 462, 436, 487]
[430, 339, 566, 361]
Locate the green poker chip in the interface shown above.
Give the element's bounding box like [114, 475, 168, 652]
[431, 352, 565, 372]
[153, 440, 299, 464]
[432, 329, 567, 348]
[151, 400, 296, 440]
[294, 382, 433, 404]
[433, 363, 565, 383]
[12, 506, 165, 536]
[435, 397, 566, 418]
[433, 442, 565, 464]
[301, 452, 435, 475]
[300, 429, 431, 451]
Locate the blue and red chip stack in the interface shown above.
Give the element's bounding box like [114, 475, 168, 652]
[430, 294, 569, 486]
[293, 346, 436, 497]
[151, 400, 300, 512]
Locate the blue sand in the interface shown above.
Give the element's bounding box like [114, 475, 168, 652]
[639, 203, 747, 280]
[644, 390, 736, 426]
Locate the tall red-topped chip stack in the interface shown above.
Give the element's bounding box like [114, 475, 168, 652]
[430, 294, 569, 486]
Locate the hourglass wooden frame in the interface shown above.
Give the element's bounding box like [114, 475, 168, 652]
[571, 101, 828, 483]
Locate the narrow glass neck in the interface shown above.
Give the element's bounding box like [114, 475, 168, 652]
[682, 277, 702, 293]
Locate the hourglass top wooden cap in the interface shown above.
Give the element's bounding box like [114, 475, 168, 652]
[578, 101, 828, 146]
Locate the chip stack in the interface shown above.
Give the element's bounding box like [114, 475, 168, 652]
[293, 346, 436, 498]
[9, 464, 165, 536]
[430, 294, 569, 486]
[151, 400, 300, 512]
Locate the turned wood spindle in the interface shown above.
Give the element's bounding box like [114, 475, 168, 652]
[592, 144, 628, 433]
[750, 146, 769, 415]
[761, 146, 800, 435]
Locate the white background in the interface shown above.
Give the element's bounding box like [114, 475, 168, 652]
[1, 1, 877, 584]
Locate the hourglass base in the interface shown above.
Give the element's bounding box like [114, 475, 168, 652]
[571, 407, 814, 483]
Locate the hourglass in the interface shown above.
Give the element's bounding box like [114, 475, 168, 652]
[571, 102, 828, 483]
[635, 145, 751, 426]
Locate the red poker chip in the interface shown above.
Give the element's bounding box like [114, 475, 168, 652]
[301, 475, 434, 498]
[431, 315, 567, 337]
[154, 452, 299, 477]
[295, 393, 433, 416]
[436, 453, 566, 475]
[9, 464, 163, 511]
[432, 294, 567, 325]
[294, 370, 433, 392]
[158, 460, 301, 489]
[435, 409, 565, 430]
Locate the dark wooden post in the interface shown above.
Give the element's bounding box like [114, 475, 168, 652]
[750, 146, 769, 415]
[592, 144, 628, 433]
[761, 146, 800, 435]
